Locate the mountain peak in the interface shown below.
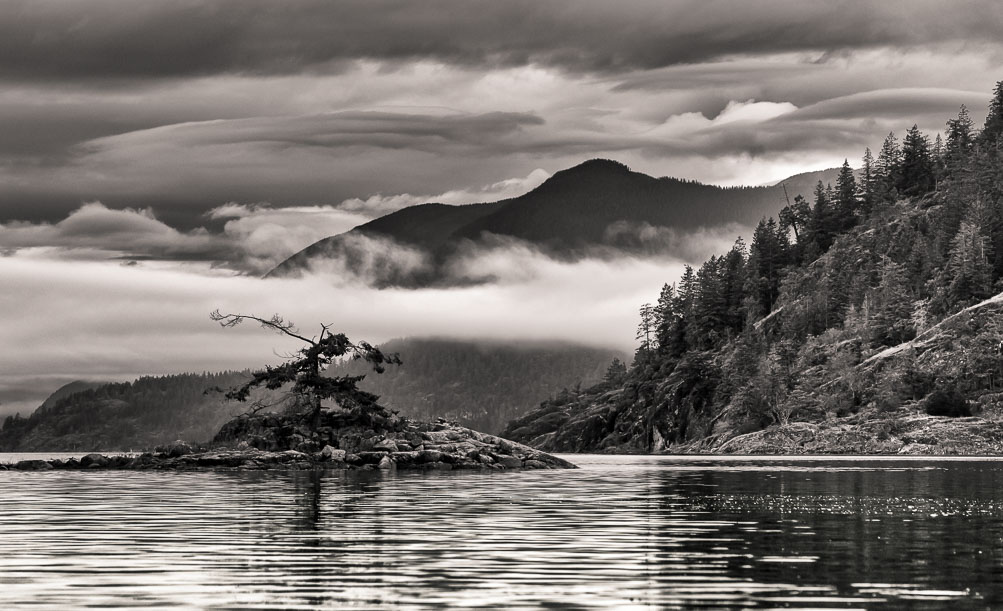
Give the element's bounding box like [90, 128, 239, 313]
[563, 158, 633, 174]
[268, 158, 834, 281]
[528, 158, 647, 196]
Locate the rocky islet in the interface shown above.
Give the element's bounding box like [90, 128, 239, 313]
[2, 418, 576, 472]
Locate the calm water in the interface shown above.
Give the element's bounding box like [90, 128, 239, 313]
[1, 454, 1002, 610]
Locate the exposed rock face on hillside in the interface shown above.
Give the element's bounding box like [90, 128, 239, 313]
[696, 414, 1003, 455]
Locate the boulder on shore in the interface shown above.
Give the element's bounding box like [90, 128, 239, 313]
[14, 459, 53, 471]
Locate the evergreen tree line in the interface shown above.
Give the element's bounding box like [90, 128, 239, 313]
[0, 371, 256, 451]
[624, 82, 1003, 428]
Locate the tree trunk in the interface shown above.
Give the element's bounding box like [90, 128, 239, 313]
[311, 393, 322, 433]
[310, 356, 322, 433]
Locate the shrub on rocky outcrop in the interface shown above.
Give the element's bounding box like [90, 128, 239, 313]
[922, 389, 972, 418]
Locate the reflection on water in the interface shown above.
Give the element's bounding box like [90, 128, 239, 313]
[1, 454, 1001, 609]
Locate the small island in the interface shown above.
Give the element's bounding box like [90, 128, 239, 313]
[3, 414, 575, 472]
[2, 311, 575, 472]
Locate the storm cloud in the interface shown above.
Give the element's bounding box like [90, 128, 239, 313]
[1, 2, 999, 225]
[3, 1, 1002, 80]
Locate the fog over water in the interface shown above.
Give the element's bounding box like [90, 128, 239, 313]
[0, 247, 695, 417]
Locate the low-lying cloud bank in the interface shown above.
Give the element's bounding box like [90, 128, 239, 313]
[0, 188, 748, 418]
[0, 168, 555, 274]
[0, 201, 363, 273]
[282, 221, 747, 287]
[0, 246, 690, 417]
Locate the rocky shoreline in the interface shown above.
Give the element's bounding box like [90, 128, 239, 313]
[680, 412, 1003, 456]
[1, 419, 577, 472]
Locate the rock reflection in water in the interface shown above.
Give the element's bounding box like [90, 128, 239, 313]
[0, 455, 1001, 609]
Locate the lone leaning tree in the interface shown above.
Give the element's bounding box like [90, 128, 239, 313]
[209, 310, 401, 431]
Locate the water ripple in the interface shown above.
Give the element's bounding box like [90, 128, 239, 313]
[1, 455, 1001, 609]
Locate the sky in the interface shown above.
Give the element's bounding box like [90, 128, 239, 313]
[1, 0, 1001, 416]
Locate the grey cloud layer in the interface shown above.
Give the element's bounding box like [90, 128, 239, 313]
[3, 0, 1002, 80]
[1, 1, 999, 231]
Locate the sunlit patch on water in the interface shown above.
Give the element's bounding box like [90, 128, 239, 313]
[1, 454, 1002, 609]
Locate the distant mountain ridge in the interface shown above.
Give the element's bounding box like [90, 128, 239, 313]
[330, 337, 627, 433]
[0, 372, 254, 452]
[268, 159, 840, 284]
[0, 338, 625, 450]
[39, 381, 106, 409]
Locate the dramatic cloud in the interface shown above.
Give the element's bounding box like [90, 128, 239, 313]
[0, 201, 379, 274]
[3, 1, 1003, 80]
[340, 169, 552, 213]
[3, 1, 1002, 417]
[208, 204, 375, 272]
[0, 202, 223, 261]
[1, 18, 1003, 226]
[0, 165, 554, 273]
[0, 110, 549, 226]
[336, 169, 552, 221]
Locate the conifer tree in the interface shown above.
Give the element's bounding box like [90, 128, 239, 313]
[720, 238, 748, 334]
[659, 266, 696, 358]
[945, 105, 975, 176]
[806, 180, 838, 253]
[654, 282, 675, 347]
[932, 133, 946, 184]
[982, 80, 1003, 146]
[944, 201, 994, 304]
[209, 311, 401, 431]
[899, 125, 934, 196]
[870, 257, 915, 347]
[859, 147, 876, 213]
[603, 358, 628, 385]
[655, 283, 675, 326]
[691, 257, 726, 348]
[835, 159, 858, 227]
[937, 108, 980, 257]
[779, 194, 811, 245]
[677, 265, 697, 314]
[749, 218, 789, 315]
[875, 132, 901, 203]
[636, 303, 657, 357]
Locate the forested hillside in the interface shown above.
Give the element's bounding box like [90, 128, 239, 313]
[328, 338, 626, 433]
[0, 339, 625, 450]
[268, 160, 839, 285]
[0, 372, 253, 451]
[506, 82, 1003, 455]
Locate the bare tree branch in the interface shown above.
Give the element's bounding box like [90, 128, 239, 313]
[210, 310, 315, 345]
